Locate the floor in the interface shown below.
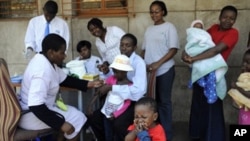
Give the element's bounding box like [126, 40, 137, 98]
[81, 121, 230, 141]
[39, 121, 230, 141]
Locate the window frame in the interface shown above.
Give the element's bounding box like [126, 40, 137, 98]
[61, 0, 129, 18]
[0, 0, 38, 20]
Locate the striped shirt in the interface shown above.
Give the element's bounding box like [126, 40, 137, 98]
[95, 26, 125, 64]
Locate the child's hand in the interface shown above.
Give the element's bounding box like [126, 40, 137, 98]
[135, 122, 148, 132]
[134, 119, 148, 133]
[141, 122, 148, 130]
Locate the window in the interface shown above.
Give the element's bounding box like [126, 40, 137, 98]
[0, 0, 38, 19]
[62, 0, 129, 17]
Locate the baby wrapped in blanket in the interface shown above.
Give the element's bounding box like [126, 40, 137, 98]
[185, 20, 228, 103]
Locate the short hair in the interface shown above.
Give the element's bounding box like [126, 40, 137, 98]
[150, 1, 168, 16]
[42, 34, 66, 54]
[44, 0, 58, 14]
[135, 97, 157, 113]
[219, 5, 238, 18]
[87, 18, 104, 30]
[121, 33, 137, 46]
[76, 40, 92, 52]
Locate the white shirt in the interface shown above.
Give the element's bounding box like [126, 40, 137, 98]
[75, 55, 102, 74]
[95, 26, 125, 64]
[142, 22, 179, 76]
[24, 15, 70, 53]
[112, 52, 147, 101]
[20, 54, 67, 110]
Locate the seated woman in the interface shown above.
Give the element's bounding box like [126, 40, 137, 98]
[18, 34, 103, 141]
[88, 33, 147, 141]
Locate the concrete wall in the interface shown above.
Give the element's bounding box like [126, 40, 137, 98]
[1, 0, 250, 124]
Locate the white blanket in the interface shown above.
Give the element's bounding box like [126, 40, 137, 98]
[66, 60, 86, 79]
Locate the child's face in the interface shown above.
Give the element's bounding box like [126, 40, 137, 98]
[79, 46, 91, 59]
[120, 37, 136, 57]
[219, 10, 237, 30]
[241, 54, 250, 72]
[112, 68, 127, 81]
[134, 104, 158, 129]
[193, 23, 203, 29]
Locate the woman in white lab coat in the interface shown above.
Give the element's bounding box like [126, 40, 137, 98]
[19, 34, 103, 141]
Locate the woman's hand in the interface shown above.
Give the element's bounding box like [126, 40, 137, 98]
[61, 122, 75, 135]
[87, 80, 104, 88]
[181, 50, 193, 64]
[147, 62, 160, 72]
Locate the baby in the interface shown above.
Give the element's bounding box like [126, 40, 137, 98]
[191, 19, 204, 29]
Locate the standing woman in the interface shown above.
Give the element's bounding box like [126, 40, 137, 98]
[182, 5, 239, 141]
[87, 18, 125, 71]
[140, 1, 179, 141]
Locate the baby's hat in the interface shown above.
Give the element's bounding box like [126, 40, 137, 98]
[110, 54, 133, 71]
[190, 19, 204, 28]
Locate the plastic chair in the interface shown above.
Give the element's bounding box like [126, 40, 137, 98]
[0, 58, 54, 141]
